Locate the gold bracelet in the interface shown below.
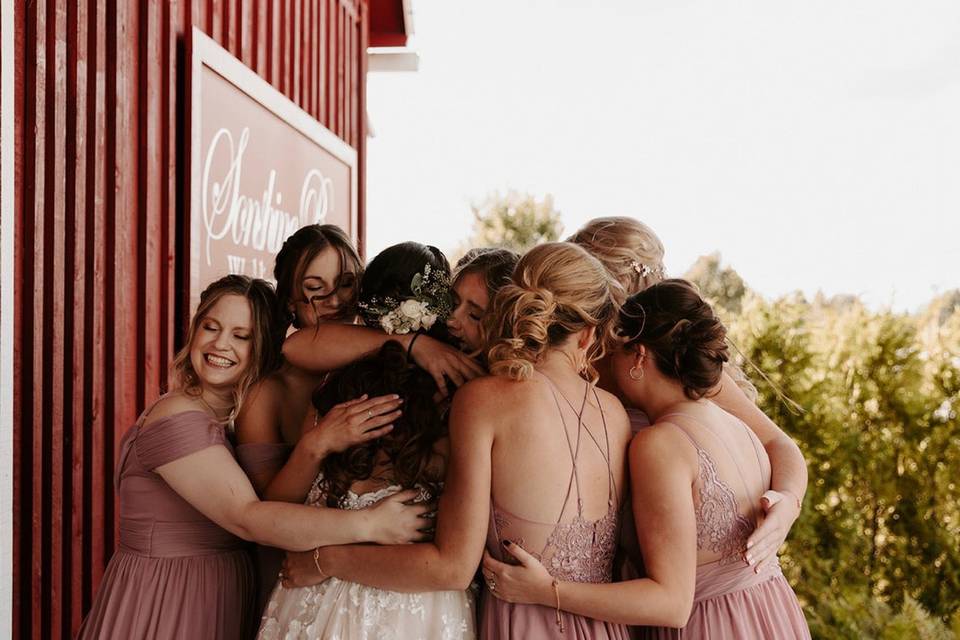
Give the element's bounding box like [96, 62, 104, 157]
[552, 579, 564, 633]
[312, 547, 328, 582]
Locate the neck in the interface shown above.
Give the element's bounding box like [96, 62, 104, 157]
[638, 379, 691, 422]
[200, 387, 235, 420]
[535, 348, 583, 384]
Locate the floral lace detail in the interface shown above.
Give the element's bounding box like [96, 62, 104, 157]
[694, 448, 754, 564]
[258, 478, 475, 640]
[542, 504, 619, 583]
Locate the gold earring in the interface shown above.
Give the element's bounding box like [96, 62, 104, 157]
[628, 364, 644, 381]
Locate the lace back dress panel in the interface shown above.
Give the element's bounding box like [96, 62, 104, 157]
[481, 378, 630, 639]
[636, 411, 811, 639]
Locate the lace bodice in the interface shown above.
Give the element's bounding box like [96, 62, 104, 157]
[259, 475, 475, 640]
[663, 413, 769, 566]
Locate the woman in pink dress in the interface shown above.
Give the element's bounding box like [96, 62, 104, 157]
[77, 275, 432, 640]
[279, 242, 631, 639]
[483, 279, 811, 638]
[570, 217, 807, 572]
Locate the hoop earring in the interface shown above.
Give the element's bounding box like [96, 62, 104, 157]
[628, 365, 644, 381]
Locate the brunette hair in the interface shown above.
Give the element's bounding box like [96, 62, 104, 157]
[274, 224, 362, 330]
[453, 247, 520, 301]
[314, 341, 445, 506]
[618, 279, 729, 400]
[358, 241, 453, 340]
[568, 216, 666, 304]
[168, 275, 281, 423]
[484, 242, 617, 382]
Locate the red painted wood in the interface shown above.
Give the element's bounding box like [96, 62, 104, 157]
[12, 2, 371, 635]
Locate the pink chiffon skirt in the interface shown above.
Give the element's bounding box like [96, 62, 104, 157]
[480, 590, 631, 640]
[637, 560, 810, 639]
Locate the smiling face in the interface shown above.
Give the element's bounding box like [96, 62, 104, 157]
[446, 271, 489, 352]
[293, 245, 358, 327]
[189, 294, 254, 392]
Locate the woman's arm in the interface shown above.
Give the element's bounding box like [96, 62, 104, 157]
[712, 371, 806, 569]
[283, 324, 485, 396]
[260, 395, 402, 503]
[235, 380, 287, 495]
[302, 380, 497, 592]
[156, 443, 431, 550]
[483, 424, 699, 627]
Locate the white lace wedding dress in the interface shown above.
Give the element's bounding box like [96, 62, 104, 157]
[257, 479, 476, 640]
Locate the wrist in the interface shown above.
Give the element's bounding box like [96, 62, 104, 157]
[539, 577, 559, 607]
[295, 433, 329, 463]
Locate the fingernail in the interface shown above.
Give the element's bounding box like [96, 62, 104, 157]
[746, 555, 753, 564]
[502, 540, 511, 548]
[746, 541, 753, 549]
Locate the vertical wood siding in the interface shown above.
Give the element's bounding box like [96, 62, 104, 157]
[12, 1, 368, 637]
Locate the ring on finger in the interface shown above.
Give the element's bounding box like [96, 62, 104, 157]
[367, 409, 373, 419]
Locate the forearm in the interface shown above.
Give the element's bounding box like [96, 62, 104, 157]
[262, 445, 324, 503]
[237, 501, 373, 550]
[321, 542, 474, 592]
[765, 435, 807, 502]
[283, 324, 410, 372]
[551, 578, 691, 628]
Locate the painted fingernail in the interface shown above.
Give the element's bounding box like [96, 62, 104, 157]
[502, 540, 511, 548]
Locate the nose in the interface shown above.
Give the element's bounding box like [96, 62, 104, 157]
[446, 308, 462, 331]
[213, 330, 232, 351]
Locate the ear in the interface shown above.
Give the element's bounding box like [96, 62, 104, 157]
[577, 326, 597, 351]
[633, 344, 647, 365]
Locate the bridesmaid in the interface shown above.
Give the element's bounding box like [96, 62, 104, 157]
[281, 242, 486, 398]
[235, 225, 403, 614]
[298, 242, 633, 639]
[77, 275, 432, 640]
[569, 216, 807, 570]
[446, 248, 520, 354]
[482, 280, 811, 638]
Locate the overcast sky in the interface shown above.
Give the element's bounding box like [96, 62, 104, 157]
[364, 0, 959, 311]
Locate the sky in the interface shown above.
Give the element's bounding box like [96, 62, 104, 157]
[364, 0, 960, 311]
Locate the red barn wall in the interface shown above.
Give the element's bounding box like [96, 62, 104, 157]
[11, 1, 369, 637]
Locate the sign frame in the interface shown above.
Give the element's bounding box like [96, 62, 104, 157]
[186, 26, 358, 316]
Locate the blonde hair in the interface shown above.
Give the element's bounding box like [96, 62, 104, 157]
[169, 275, 281, 425]
[484, 242, 617, 382]
[567, 216, 666, 304]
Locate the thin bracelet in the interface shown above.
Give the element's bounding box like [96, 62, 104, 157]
[406, 332, 421, 359]
[552, 579, 564, 632]
[312, 547, 328, 582]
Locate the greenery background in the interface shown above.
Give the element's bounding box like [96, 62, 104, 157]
[460, 192, 960, 639]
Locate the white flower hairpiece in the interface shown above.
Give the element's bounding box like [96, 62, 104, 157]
[358, 264, 453, 335]
[631, 260, 665, 279]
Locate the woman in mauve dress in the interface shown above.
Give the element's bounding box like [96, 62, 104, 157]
[570, 217, 808, 575]
[282, 242, 632, 639]
[484, 279, 811, 639]
[77, 275, 432, 640]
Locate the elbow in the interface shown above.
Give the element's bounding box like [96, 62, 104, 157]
[661, 594, 694, 628]
[434, 558, 476, 592]
[226, 503, 260, 543]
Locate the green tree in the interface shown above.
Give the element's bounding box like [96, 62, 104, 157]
[684, 252, 748, 314]
[458, 190, 563, 257]
[726, 293, 960, 638]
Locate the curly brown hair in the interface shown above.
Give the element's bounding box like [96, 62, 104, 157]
[313, 341, 446, 507]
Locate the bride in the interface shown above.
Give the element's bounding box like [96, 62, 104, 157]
[257, 242, 476, 640]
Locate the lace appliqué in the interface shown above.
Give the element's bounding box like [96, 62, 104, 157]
[542, 505, 619, 583]
[258, 477, 475, 640]
[694, 449, 754, 564]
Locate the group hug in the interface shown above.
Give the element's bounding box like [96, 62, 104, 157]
[77, 217, 812, 639]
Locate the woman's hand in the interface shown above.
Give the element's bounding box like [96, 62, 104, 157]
[298, 394, 403, 461]
[481, 540, 554, 607]
[408, 335, 486, 397]
[746, 489, 801, 573]
[364, 489, 435, 545]
[280, 550, 329, 589]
